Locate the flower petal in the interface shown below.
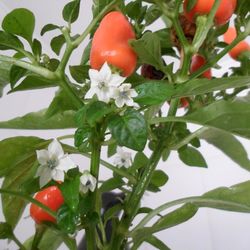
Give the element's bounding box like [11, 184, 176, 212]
[89, 69, 101, 84]
[129, 89, 138, 98]
[48, 139, 64, 159]
[109, 74, 126, 87]
[115, 97, 125, 108]
[36, 150, 49, 165]
[125, 97, 134, 107]
[57, 155, 76, 172]
[99, 62, 112, 81]
[39, 167, 52, 187]
[51, 169, 65, 182]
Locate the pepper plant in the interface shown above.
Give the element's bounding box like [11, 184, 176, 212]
[0, 0, 250, 249]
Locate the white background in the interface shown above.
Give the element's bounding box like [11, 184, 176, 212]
[0, 1, 250, 250]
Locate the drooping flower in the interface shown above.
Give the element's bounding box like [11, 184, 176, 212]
[113, 147, 132, 168]
[112, 83, 138, 108]
[80, 170, 97, 193]
[36, 139, 76, 187]
[86, 62, 126, 103]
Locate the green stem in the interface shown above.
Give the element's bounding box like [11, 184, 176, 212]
[72, 0, 118, 47]
[31, 224, 46, 250]
[12, 234, 27, 250]
[0, 55, 56, 80]
[110, 143, 165, 249]
[0, 188, 57, 218]
[189, 31, 250, 80]
[86, 132, 102, 250]
[170, 127, 209, 150]
[192, 0, 221, 52]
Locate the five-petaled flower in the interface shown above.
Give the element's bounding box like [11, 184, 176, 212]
[80, 170, 97, 193]
[113, 147, 132, 168]
[86, 62, 137, 107]
[112, 83, 138, 108]
[86, 62, 126, 103]
[36, 139, 76, 187]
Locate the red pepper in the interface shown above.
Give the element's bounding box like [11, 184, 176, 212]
[90, 11, 137, 77]
[30, 186, 64, 224]
[223, 27, 250, 60]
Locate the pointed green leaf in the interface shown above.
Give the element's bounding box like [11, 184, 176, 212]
[51, 34, 66, 56]
[135, 81, 174, 105]
[63, 0, 81, 24]
[108, 109, 148, 151]
[0, 222, 13, 239]
[178, 146, 207, 168]
[0, 31, 24, 51]
[2, 8, 35, 43]
[41, 24, 60, 36]
[199, 128, 250, 171]
[0, 109, 76, 129]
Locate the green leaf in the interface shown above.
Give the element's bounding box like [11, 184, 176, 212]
[199, 128, 250, 172]
[130, 32, 164, 70]
[107, 141, 117, 157]
[99, 178, 125, 193]
[200, 181, 250, 212]
[9, 65, 27, 89]
[74, 125, 92, 151]
[2, 159, 38, 228]
[32, 39, 42, 58]
[130, 152, 148, 172]
[108, 109, 148, 151]
[24, 228, 65, 250]
[46, 89, 77, 118]
[150, 204, 198, 235]
[81, 41, 92, 64]
[63, 0, 81, 24]
[9, 75, 57, 93]
[69, 65, 90, 83]
[145, 235, 171, 250]
[154, 99, 250, 140]
[0, 136, 46, 177]
[0, 109, 76, 129]
[0, 31, 24, 51]
[51, 34, 66, 56]
[103, 203, 123, 225]
[135, 81, 174, 105]
[60, 175, 80, 212]
[150, 170, 168, 188]
[125, 0, 142, 20]
[178, 146, 207, 168]
[57, 205, 78, 234]
[41, 24, 60, 36]
[174, 76, 250, 98]
[86, 101, 114, 127]
[2, 8, 35, 43]
[0, 62, 11, 97]
[145, 5, 162, 25]
[0, 222, 13, 239]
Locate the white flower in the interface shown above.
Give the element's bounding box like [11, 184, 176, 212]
[86, 62, 126, 103]
[112, 83, 138, 108]
[80, 170, 97, 193]
[36, 139, 76, 187]
[113, 147, 132, 168]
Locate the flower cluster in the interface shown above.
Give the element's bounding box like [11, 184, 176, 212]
[36, 139, 96, 193]
[86, 62, 138, 108]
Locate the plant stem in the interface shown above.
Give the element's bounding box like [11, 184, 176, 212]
[0, 55, 56, 80]
[189, 30, 250, 80]
[0, 188, 56, 218]
[12, 234, 27, 250]
[170, 127, 209, 150]
[86, 130, 102, 250]
[110, 143, 165, 249]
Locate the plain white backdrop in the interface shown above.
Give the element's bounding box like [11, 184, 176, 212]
[0, 1, 250, 250]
